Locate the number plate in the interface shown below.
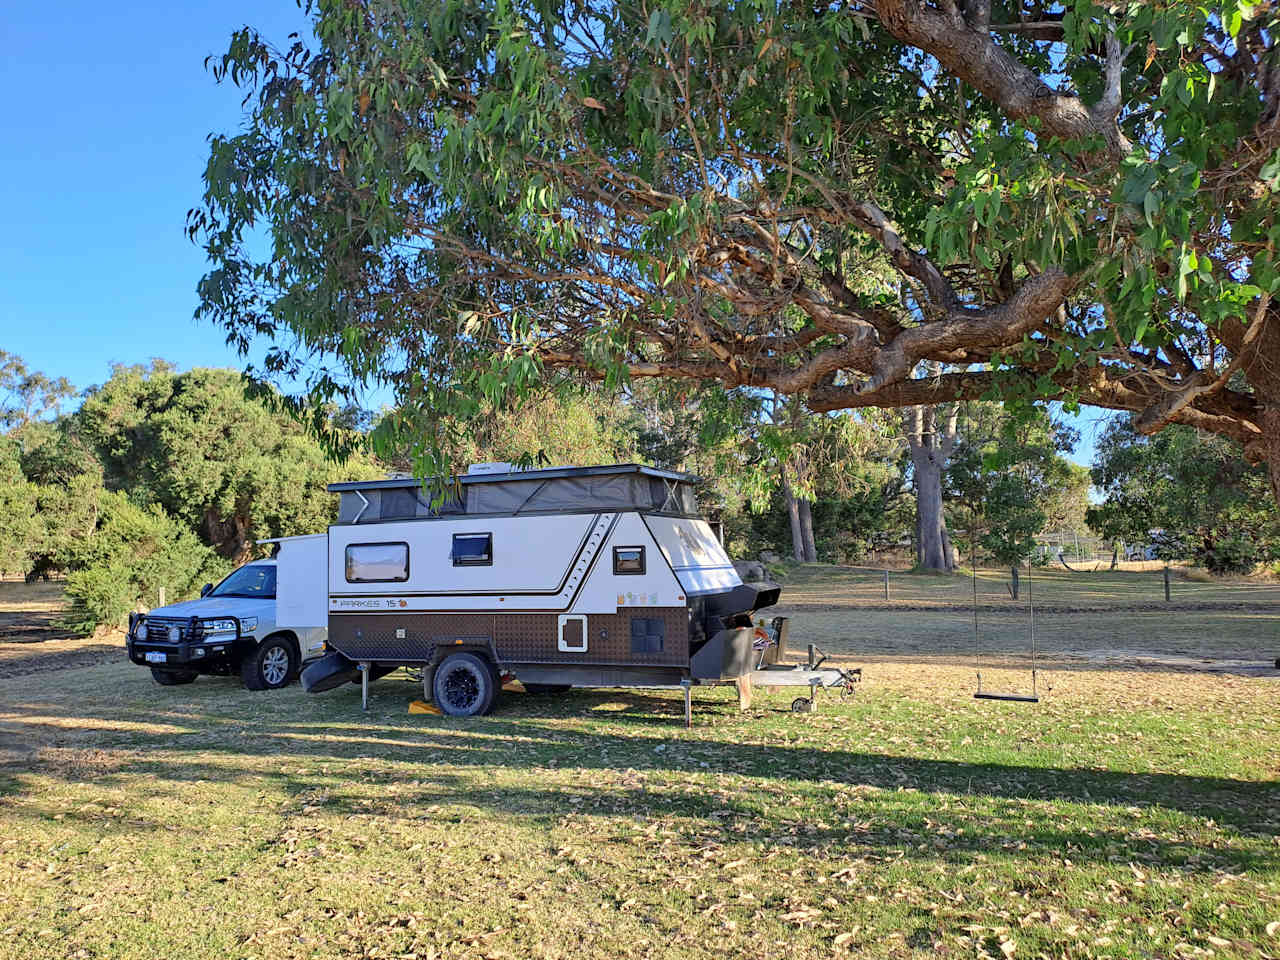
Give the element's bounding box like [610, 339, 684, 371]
[144, 652, 167, 664]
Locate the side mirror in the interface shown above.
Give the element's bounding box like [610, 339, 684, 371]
[200, 583, 213, 597]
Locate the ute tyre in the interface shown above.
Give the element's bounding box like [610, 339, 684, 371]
[241, 636, 298, 692]
[432, 653, 496, 717]
[521, 683, 572, 695]
[151, 667, 198, 686]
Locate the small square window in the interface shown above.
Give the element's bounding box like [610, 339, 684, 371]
[452, 533, 493, 566]
[613, 546, 645, 575]
[630, 617, 664, 653]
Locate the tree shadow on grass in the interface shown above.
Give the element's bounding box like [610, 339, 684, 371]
[1, 682, 1275, 876]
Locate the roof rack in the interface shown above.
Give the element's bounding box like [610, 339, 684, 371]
[327, 462, 699, 493]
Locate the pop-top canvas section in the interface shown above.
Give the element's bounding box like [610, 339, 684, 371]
[331, 464, 699, 524]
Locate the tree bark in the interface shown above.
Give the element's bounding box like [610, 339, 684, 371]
[1009, 565, 1020, 601]
[1264, 406, 1280, 512]
[905, 403, 958, 572]
[797, 497, 818, 563]
[781, 470, 805, 563]
[203, 508, 251, 563]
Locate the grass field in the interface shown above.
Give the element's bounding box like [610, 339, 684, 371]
[0, 575, 1278, 958]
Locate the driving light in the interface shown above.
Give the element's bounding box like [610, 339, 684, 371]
[136, 623, 148, 640]
[191, 648, 205, 658]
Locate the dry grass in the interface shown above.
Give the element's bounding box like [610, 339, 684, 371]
[1, 657, 1278, 959]
[0, 574, 1278, 958]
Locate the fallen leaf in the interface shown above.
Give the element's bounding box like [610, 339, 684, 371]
[1267, 921, 1280, 938]
[582, 97, 606, 111]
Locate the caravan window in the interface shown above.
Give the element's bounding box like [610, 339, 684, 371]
[451, 533, 493, 566]
[613, 546, 645, 575]
[345, 542, 410, 582]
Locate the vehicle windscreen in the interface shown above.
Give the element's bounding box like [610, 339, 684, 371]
[209, 565, 276, 599]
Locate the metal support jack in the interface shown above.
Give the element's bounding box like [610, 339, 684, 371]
[359, 661, 370, 711]
[681, 678, 692, 728]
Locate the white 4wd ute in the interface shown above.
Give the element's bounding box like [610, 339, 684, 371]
[125, 535, 327, 690]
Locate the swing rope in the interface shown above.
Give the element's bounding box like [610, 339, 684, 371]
[969, 402, 1040, 704]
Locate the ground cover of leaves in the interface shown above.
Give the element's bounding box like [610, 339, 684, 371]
[0, 658, 1276, 959]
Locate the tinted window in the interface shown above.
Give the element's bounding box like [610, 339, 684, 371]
[345, 542, 410, 582]
[630, 617, 664, 653]
[209, 564, 277, 599]
[613, 546, 645, 575]
[451, 533, 493, 566]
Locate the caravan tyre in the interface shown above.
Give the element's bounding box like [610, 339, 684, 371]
[432, 653, 496, 717]
[151, 667, 198, 686]
[241, 636, 299, 691]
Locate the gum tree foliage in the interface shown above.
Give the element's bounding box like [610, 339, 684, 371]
[376, 385, 640, 473]
[76, 363, 380, 562]
[948, 404, 1083, 581]
[1087, 415, 1280, 572]
[0, 351, 75, 431]
[192, 1, 1280, 503]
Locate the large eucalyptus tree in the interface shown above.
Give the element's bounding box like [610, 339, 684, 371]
[192, 1, 1280, 501]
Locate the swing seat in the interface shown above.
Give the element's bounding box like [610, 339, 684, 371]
[974, 691, 1040, 703]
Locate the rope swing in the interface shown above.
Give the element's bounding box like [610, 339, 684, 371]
[966, 402, 1040, 704]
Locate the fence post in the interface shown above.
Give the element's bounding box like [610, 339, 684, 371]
[1163, 566, 1171, 602]
[158, 586, 166, 608]
[883, 569, 889, 601]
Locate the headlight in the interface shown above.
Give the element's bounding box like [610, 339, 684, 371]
[238, 617, 257, 633]
[202, 619, 237, 635]
[136, 623, 148, 640]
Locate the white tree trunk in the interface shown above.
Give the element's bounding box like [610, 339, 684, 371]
[905, 404, 958, 573]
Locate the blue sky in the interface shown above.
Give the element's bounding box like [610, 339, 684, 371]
[0, 0, 1110, 466]
[0, 1, 310, 388]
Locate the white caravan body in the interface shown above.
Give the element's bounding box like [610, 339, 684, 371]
[318, 464, 779, 683]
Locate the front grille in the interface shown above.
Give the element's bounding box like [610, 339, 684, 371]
[140, 618, 198, 643]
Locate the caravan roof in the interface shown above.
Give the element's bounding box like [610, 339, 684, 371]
[329, 463, 703, 525]
[328, 463, 696, 493]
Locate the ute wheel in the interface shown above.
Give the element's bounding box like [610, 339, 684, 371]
[151, 667, 198, 686]
[241, 636, 299, 691]
[432, 652, 496, 717]
[522, 683, 572, 695]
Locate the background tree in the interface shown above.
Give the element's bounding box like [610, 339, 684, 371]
[193, 0, 1280, 503]
[950, 405, 1081, 595]
[76, 364, 380, 562]
[903, 402, 959, 572]
[1087, 417, 1280, 574]
[0, 351, 75, 431]
[0, 437, 40, 577]
[378, 385, 640, 477]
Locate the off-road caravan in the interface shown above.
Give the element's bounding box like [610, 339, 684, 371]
[301, 463, 788, 717]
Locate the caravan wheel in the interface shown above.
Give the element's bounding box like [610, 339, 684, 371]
[432, 653, 496, 717]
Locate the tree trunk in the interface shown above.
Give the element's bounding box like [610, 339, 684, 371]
[781, 472, 805, 563]
[905, 402, 959, 573]
[914, 457, 949, 571]
[1265, 407, 1280, 512]
[1109, 541, 1119, 570]
[204, 508, 251, 563]
[1009, 565, 1020, 600]
[797, 498, 818, 563]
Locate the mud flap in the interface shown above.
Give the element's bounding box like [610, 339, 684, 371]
[301, 651, 360, 693]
